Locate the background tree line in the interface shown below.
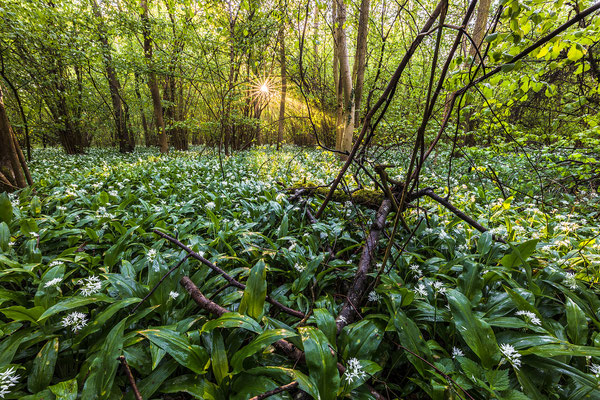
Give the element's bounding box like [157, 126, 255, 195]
[0, 0, 598, 159]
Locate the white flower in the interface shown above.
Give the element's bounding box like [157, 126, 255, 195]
[49, 260, 63, 268]
[344, 358, 367, 384]
[500, 343, 521, 369]
[79, 276, 102, 296]
[415, 283, 427, 297]
[564, 272, 578, 290]
[61, 311, 88, 333]
[452, 347, 464, 358]
[368, 291, 381, 302]
[294, 263, 305, 273]
[44, 278, 62, 288]
[590, 363, 600, 378]
[109, 190, 118, 197]
[410, 264, 422, 277]
[206, 202, 216, 210]
[0, 366, 20, 398]
[515, 310, 541, 326]
[147, 248, 157, 263]
[433, 281, 447, 295]
[439, 230, 449, 240]
[336, 315, 347, 324]
[169, 291, 180, 300]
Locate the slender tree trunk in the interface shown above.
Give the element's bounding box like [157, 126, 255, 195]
[90, 0, 134, 153]
[0, 85, 30, 192]
[140, 0, 168, 153]
[468, 0, 492, 59]
[334, 0, 355, 157]
[353, 0, 370, 127]
[134, 72, 151, 146]
[277, 24, 287, 150]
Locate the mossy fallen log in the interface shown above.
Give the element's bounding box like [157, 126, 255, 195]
[288, 183, 384, 209]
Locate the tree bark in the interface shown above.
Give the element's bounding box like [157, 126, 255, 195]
[468, 0, 492, 59]
[334, 0, 355, 157]
[90, 0, 135, 153]
[0, 84, 30, 192]
[134, 72, 151, 146]
[277, 23, 287, 150]
[353, 0, 370, 127]
[140, 0, 168, 153]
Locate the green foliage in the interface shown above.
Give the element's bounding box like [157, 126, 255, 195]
[0, 146, 599, 399]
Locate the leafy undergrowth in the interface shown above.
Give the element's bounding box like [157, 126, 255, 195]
[0, 145, 599, 399]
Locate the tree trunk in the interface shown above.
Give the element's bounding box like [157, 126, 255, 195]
[277, 24, 287, 150]
[134, 72, 151, 146]
[90, 0, 134, 153]
[334, 0, 355, 157]
[141, 0, 168, 153]
[468, 0, 492, 60]
[352, 0, 370, 127]
[0, 85, 31, 192]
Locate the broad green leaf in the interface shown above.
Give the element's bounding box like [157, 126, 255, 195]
[211, 330, 228, 384]
[81, 317, 128, 400]
[393, 310, 432, 376]
[201, 312, 262, 333]
[299, 326, 340, 400]
[0, 305, 44, 323]
[160, 375, 223, 400]
[231, 329, 296, 373]
[567, 45, 584, 62]
[500, 239, 538, 269]
[0, 193, 12, 225]
[139, 327, 209, 374]
[313, 308, 337, 349]
[238, 260, 267, 320]
[0, 222, 9, 252]
[49, 379, 78, 400]
[28, 338, 59, 392]
[447, 289, 500, 368]
[246, 366, 320, 399]
[566, 298, 588, 345]
[39, 294, 115, 321]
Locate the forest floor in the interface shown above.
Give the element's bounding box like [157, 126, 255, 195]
[1, 145, 600, 399]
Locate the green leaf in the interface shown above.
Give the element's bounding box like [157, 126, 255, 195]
[28, 338, 59, 392]
[49, 379, 78, 400]
[81, 317, 128, 400]
[0, 222, 10, 252]
[447, 289, 500, 368]
[0, 305, 44, 323]
[39, 294, 115, 321]
[0, 192, 12, 225]
[231, 329, 297, 373]
[299, 326, 340, 400]
[246, 366, 320, 399]
[139, 327, 209, 374]
[313, 308, 337, 349]
[500, 239, 538, 269]
[238, 260, 267, 320]
[566, 298, 588, 345]
[393, 310, 432, 376]
[160, 375, 222, 400]
[201, 312, 262, 334]
[211, 331, 228, 384]
[567, 45, 584, 62]
[485, 369, 509, 391]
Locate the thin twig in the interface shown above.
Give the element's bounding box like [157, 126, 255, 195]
[117, 356, 143, 400]
[130, 254, 190, 315]
[249, 381, 299, 400]
[153, 229, 306, 319]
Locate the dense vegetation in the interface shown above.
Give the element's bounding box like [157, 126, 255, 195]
[1, 0, 600, 399]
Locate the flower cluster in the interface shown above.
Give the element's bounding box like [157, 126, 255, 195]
[452, 347, 464, 358]
[169, 291, 180, 300]
[0, 367, 19, 398]
[44, 277, 62, 288]
[147, 248, 158, 263]
[368, 291, 381, 302]
[79, 276, 102, 296]
[61, 311, 88, 333]
[343, 358, 367, 384]
[500, 343, 521, 369]
[564, 272, 578, 290]
[515, 310, 541, 326]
